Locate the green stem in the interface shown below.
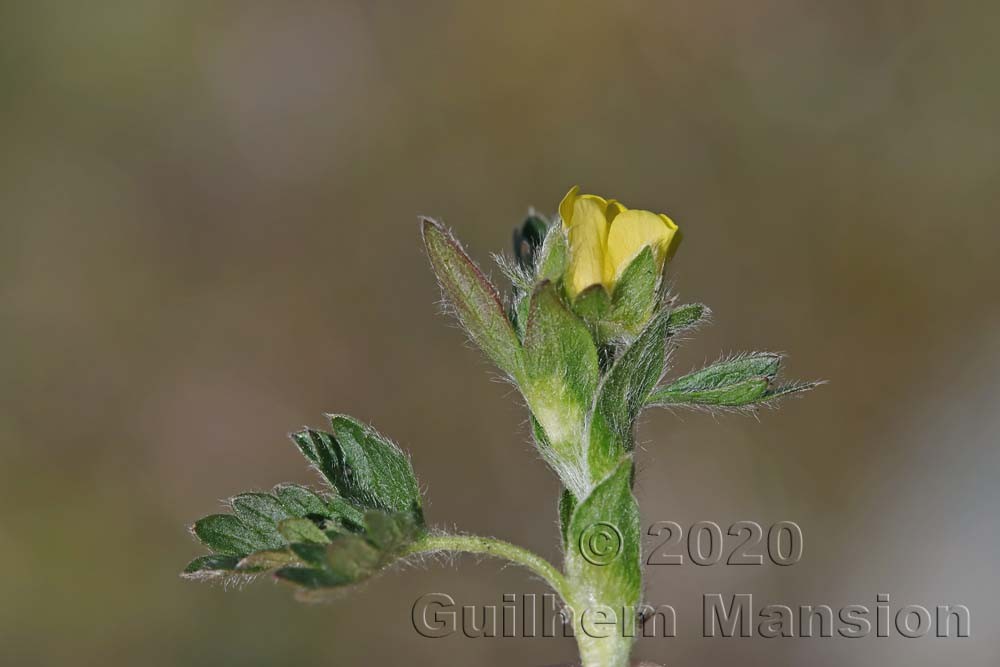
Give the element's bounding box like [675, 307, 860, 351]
[405, 534, 571, 603]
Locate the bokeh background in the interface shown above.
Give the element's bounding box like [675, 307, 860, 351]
[2, 2, 998, 666]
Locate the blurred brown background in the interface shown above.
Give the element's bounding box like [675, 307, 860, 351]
[2, 2, 998, 666]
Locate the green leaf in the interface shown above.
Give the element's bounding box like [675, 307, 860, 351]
[647, 352, 820, 408]
[290, 428, 340, 485]
[364, 511, 423, 552]
[287, 418, 424, 525]
[274, 512, 425, 592]
[763, 380, 822, 401]
[182, 554, 240, 577]
[649, 377, 771, 407]
[278, 518, 331, 545]
[325, 534, 383, 581]
[610, 246, 661, 336]
[588, 309, 672, 479]
[326, 497, 367, 531]
[272, 484, 334, 518]
[230, 493, 291, 549]
[192, 514, 270, 557]
[237, 549, 299, 571]
[565, 461, 641, 612]
[665, 303, 709, 337]
[326, 415, 423, 520]
[666, 353, 781, 392]
[274, 566, 351, 590]
[290, 542, 329, 566]
[421, 218, 524, 378]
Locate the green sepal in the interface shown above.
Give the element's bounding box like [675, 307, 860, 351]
[609, 246, 661, 337]
[523, 281, 600, 410]
[565, 461, 641, 614]
[522, 281, 599, 495]
[572, 284, 611, 324]
[588, 309, 672, 480]
[535, 224, 568, 283]
[421, 218, 524, 378]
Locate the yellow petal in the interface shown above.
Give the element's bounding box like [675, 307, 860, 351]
[605, 200, 626, 222]
[606, 209, 680, 280]
[659, 213, 682, 261]
[559, 185, 581, 227]
[565, 196, 610, 297]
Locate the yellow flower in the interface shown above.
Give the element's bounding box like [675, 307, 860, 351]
[559, 186, 681, 298]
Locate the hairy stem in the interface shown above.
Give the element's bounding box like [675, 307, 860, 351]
[405, 534, 571, 603]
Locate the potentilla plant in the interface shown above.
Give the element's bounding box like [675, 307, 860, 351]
[182, 187, 817, 667]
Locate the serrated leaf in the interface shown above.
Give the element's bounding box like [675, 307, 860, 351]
[230, 493, 291, 549]
[588, 308, 672, 479]
[290, 429, 339, 485]
[275, 566, 351, 590]
[665, 353, 781, 393]
[421, 218, 524, 378]
[236, 548, 299, 571]
[363, 511, 422, 552]
[278, 518, 331, 545]
[565, 461, 641, 613]
[192, 514, 268, 557]
[182, 554, 240, 576]
[325, 534, 383, 581]
[272, 484, 334, 518]
[290, 542, 329, 566]
[326, 415, 423, 520]
[326, 497, 367, 531]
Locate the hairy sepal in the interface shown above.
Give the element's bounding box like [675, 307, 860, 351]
[421, 218, 524, 379]
[522, 281, 600, 498]
[588, 307, 672, 481]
